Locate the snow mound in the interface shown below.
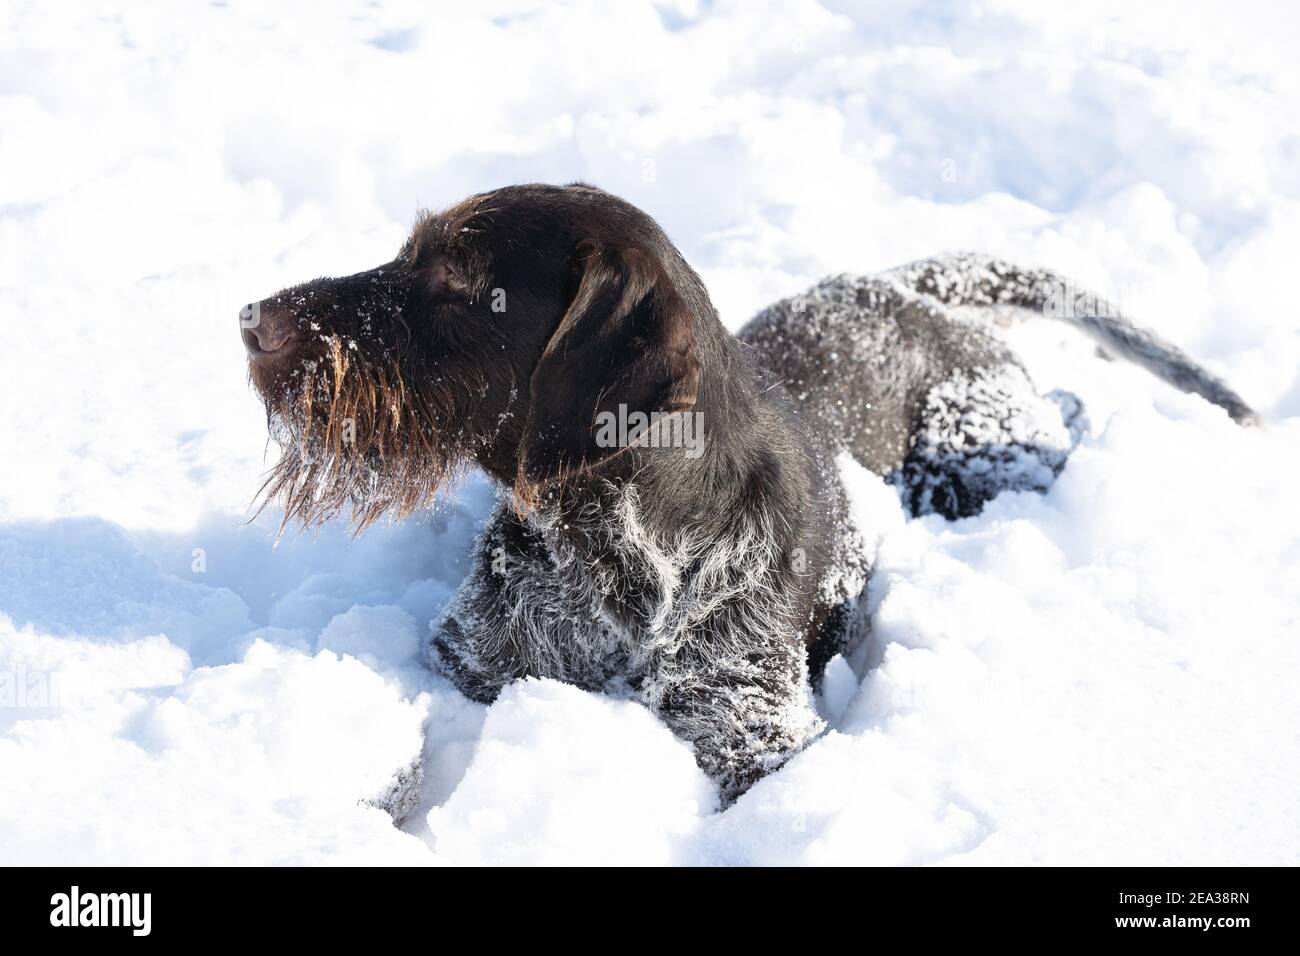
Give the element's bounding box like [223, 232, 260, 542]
[425, 679, 715, 865]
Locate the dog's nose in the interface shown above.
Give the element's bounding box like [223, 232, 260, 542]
[240, 300, 297, 356]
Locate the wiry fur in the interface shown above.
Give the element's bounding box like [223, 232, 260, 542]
[432, 481, 835, 799]
[889, 252, 1258, 425]
[255, 335, 464, 535]
[243, 185, 1255, 806]
[893, 367, 1087, 519]
[741, 253, 1255, 520]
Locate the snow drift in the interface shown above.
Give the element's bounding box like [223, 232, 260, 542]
[2, 0, 1299, 864]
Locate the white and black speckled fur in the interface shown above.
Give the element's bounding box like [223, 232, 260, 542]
[742, 252, 1253, 521]
[430, 343, 873, 801]
[431, 481, 853, 800]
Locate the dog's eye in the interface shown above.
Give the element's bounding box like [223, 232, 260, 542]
[425, 257, 468, 298]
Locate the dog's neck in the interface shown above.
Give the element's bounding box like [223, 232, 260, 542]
[517, 335, 813, 559]
[479, 328, 784, 522]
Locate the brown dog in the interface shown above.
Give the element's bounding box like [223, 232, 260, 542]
[243, 182, 1254, 801]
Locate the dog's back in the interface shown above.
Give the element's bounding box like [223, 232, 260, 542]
[741, 272, 1016, 477]
[741, 254, 1255, 520]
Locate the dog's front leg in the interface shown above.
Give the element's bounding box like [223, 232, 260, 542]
[428, 503, 547, 703]
[642, 631, 824, 805]
[429, 499, 620, 701]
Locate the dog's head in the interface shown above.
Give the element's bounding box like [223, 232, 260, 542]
[243, 183, 703, 531]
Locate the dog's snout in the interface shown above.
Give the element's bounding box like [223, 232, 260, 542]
[240, 300, 298, 357]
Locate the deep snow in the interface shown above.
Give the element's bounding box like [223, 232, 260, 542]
[2, 0, 1299, 865]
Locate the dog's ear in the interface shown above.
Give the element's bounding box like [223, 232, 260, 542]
[516, 239, 701, 494]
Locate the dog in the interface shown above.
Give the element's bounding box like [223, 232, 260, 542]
[242, 182, 1255, 803]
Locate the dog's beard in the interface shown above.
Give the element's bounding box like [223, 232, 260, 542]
[253, 336, 463, 535]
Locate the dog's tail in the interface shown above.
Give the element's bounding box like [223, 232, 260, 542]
[888, 253, 1258, 426]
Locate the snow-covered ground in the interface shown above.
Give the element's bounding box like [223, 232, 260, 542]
[2, 0, 1299, 865]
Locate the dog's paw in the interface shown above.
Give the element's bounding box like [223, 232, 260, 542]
[364, 756, 424, 828]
